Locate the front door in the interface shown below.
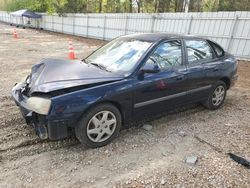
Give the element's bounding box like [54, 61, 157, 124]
[132, 40, 188, 120]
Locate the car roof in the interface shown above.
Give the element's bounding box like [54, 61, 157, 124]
[123, 33, 206, 42]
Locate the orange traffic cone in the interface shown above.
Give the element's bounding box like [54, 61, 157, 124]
[13, 29, 18, 39]
[68, 41, 76, 60]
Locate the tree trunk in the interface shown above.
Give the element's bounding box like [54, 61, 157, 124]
[141, 0, 144, 13]
[175, 0, 184, 12]
[137, 0, 140, 13]
[154, 0, 158, 13]
[189, 0, 195, 12]
[175, 0, 178, 12]
[98, 0, 102, 13]
[158, 0, 171, 13]
[179, 0, 185, 12]
[183, 0, 190, 13]
[129, 0, 133, 13]
[197, 0, 202, 12]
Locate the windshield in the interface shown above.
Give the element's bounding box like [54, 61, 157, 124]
[85, 37, 152, 75]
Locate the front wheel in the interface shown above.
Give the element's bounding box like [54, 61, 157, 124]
[75, 103, 122, 148]
[202, 81, 227, 110]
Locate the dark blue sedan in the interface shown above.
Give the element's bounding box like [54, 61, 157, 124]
[12, 33, 238, 148]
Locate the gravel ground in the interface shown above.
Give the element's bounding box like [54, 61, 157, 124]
[0, 22, 249, 188]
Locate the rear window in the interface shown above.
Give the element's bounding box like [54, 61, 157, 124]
[208, 41, 224, 57]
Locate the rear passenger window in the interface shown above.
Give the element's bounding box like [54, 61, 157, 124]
[209, 41, 224, 57]
[185, 40, 213, 63]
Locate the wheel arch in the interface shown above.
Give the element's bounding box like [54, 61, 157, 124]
[78, 100, 124, 126]
[220, 77, 231, 90]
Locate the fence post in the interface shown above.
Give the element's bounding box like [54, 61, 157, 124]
[187, 15, 193, 34]
[52, 14, 54, 31]
[86, 15, 89, 37]
[151, 15, 156, 33]
[103, 15, 107, 40]
[227, 15, 239, 52]
[73, 15, 75, 35]
[124, 15, 129, 35]
[62, 16, 64, 33]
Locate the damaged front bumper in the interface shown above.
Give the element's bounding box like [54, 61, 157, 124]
[11, 82, 69, 140]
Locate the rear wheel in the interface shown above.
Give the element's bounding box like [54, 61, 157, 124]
[202, 81, 227, 110]
[75, 103, 122, 148]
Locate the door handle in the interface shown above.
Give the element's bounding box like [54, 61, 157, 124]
[176, 75, 184, 80]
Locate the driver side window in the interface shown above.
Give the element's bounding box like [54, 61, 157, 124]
[144, 40, 183, 71]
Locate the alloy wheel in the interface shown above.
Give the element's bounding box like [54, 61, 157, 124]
[86, 111, 117, 143]
[212, 85, 225, 106]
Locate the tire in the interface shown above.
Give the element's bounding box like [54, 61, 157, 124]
[75, 103, 122, 148]
[202, 81, 227, 110]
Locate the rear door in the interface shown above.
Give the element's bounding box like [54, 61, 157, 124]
[202, 41, 225, 86]
[184, 39, 215, 102]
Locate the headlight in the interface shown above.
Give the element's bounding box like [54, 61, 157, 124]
[27, 97, 51, 115]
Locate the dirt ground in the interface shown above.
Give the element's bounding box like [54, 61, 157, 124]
[0, 22, 249, 188]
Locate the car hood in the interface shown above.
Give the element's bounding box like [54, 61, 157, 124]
[28, 58, 124, 93]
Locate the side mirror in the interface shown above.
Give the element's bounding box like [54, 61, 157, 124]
[138, 57, 160, 79]
[140, 68, 160, 74]
[138, 66, 160, 80]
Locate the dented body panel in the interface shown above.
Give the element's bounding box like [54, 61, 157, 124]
[29, 58, 123, 93]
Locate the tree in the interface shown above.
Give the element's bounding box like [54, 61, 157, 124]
[98, 0, 102, 13]
[234, 0, 250, 11]
[174, 0, 184, 12]
[189, 0, 203, 12]
[159, 0, 171, 12]
[135, 0, 141, 13]
[129, 0, 132, 12]
[183, 0, 190, 12]
[0, 0, 249, 13]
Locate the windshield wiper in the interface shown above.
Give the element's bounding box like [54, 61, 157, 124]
[81, 59, 88, 64]
[90, 62, 111, 72]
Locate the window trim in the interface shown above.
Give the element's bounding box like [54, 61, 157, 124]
[140, 39, 185, 72]
[207, 40, 225, 58]
[184, 39, 216, 65]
